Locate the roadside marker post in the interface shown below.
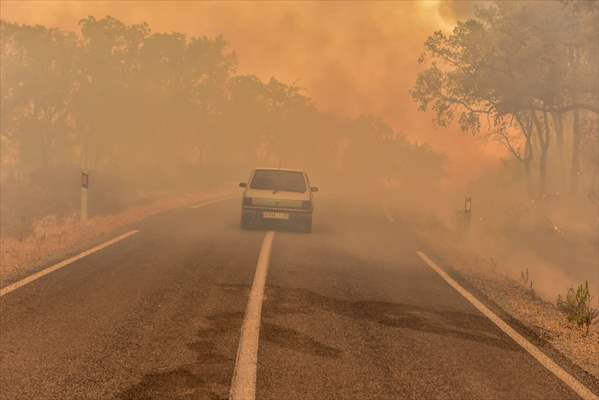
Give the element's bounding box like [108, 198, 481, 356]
[463, 196, 472, 236]
[81, 170, 89, 221]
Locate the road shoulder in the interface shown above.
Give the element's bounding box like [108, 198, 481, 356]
[417, 234, 599, 394]
[0, 187, 235, 288]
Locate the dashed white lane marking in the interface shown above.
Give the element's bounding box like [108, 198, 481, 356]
[0, 230, 139, 297]
[416, 251, 598, 400]
[229, 230, 275, 400]
[190, 195, 237, 209]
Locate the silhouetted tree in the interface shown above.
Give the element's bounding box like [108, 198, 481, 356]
[412, 0, 598, 197]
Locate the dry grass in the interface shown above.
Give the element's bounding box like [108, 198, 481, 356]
[418, 227, 599, 379]
[0, 185, 235, 284]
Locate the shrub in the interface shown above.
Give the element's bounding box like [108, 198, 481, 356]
[557, 281, 599, 334]
[520, 268, 535, 297]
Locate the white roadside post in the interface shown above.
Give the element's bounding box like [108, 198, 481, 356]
[464, 196, 472, 236]
[81, 170, 89, 221]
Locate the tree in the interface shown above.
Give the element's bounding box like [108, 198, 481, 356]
[73, 16, 150, 172]
[1, 15, 447, 232]
[412, 0, 598, 197]
[1, 21, 78, 172]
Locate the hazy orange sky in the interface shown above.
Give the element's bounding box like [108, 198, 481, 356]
[1, 0, 503, 184]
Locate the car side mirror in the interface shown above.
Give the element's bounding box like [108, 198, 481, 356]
[311, 186, 319, 192]
[239, 182, 247, 188]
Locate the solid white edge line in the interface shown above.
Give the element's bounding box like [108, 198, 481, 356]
[190, 195, 237, 209]
[0, 230, 139, 297]
[416, 251, 598, 400]
[229, 230, 275, 400]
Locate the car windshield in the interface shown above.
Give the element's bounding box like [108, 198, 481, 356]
[250, 170, 306, 192]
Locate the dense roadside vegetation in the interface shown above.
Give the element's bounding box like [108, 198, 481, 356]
[0, 16, 444, 236]
[2, 1, 597, 241]
[413, 0, 598, 203]
[413, 0, 598, 332]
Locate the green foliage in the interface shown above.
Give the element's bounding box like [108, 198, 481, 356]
[557, 281, 598, 334]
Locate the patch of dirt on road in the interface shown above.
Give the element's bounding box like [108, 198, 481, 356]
[419, 228, 599, 380]
[0, 185, 234, 285]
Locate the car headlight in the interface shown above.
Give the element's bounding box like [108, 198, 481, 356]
[243, 197, 253, 206]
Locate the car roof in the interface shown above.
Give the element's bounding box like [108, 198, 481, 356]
[254, 167, 306, 174]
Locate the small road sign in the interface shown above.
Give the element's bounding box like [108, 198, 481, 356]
[465, 196, 472, 213]
[81, 171, 89, 189]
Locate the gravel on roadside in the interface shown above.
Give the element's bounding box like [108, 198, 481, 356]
[418, 227, 599, 380]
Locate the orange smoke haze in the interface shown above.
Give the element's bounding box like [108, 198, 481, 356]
[0, 0, 504, 185]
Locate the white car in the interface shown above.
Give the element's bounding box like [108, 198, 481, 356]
[239, 168, 318, 233]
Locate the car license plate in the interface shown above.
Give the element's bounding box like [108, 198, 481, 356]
[263, 211, 289, 220]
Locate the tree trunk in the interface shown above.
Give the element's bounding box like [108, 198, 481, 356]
[551, 111, 564, 192]
[539, 150, 548, 197]
[523, 132, 534, 197]
[541, 109, 552, 196]
[570, 46, 582, 195]
[571, 107, 581, 194]
[524, 152, 533, 197]
[515, 111, 535, 197]
[532, 111, 550, 197]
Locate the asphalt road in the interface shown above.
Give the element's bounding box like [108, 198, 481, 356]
[0, 196, 595, 399]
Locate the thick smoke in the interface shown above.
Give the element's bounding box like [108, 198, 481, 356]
[0, 0, 504, 185]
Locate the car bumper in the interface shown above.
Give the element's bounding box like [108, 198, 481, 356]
[241, 206, 312, 222]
